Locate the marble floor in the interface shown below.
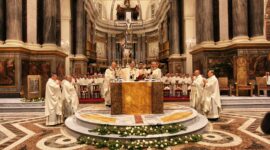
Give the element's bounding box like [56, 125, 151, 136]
[0, 103, 269, 150]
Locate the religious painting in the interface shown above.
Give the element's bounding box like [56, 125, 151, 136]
[21, 60, 51, 97]
[27, 75, 41, 99]
[148, 42, 159, 58]
[56, 62, 65, 80]
[0, 58, 15, 86]
[96, 42, 106, 58]
[236, 56, 248, 85]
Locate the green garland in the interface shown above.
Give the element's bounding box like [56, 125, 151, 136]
[89, 123, 187, 137]
[21, 97, 45, 102]
[78, 134, 203, 150]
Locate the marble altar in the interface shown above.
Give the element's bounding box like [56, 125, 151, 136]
[111, 81, 163, 115]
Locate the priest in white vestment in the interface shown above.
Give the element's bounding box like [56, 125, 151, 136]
[104, 62, 117, 106]
[201, 70, 221, 120]
[190, 70, 204, 112]
[45, 73, 63, 126]
[149, 61, 162, 80]
[61, 75, 79, 118]
[123, 61, 139, 81]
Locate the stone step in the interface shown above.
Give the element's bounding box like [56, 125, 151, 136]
[0, 102, 44, 107]
[65, 114, 208, 140]
[0, 106, 44, 113]
[221, 102, 270, 109]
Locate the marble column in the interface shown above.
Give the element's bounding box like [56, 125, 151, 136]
[107, 34, 112, 63]
[6, 0, 23, 45]
[168, 0, 184, 73]
[170, 0, 180, 55]
[61, 0, 71, 75]
[249, 0, 265, 41]
[163, 18, 169, 43]
[0, 0, 5, 44]
[195, 0, 214, 45]
[141, 35, 146, 63]
[218, 0, 230, 44]
[26, 0, 39, 48]
[232, 0, 249, 42]
[136, 34, 142, 62]
[73, 0, 87, 75]
[75, 0, 85, 55]
[43, 0, 57, 47]
[112, 35, 116, 61]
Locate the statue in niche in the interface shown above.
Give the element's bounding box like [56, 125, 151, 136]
[124, 0, 130, 8]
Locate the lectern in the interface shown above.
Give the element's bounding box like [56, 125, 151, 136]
[111, 81, 163, 115]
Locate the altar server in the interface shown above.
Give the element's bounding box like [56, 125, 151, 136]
[190, 70, 204, 112]
[149, 61, 162, 80]
[62, 75, 79, 118]
[104, 62, 117, 106]
[45, 73, 63, 126]
[201, 70, 221, 120]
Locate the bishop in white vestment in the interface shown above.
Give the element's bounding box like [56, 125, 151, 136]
[45, 74, 63, 126]
[201, 70, 221, 120]
[61, 76, 79, 118]
[104, 62, 117, 106]
[149, 61, 162, 80]
[190, 70, 204, 112]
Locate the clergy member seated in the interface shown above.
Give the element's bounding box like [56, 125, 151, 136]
[45, 73, 63, 126]
[149, 61, 162, 80]
[61, 75, 79, 119]
[202, 70, 221, 121]
[104, 62, 117, 107]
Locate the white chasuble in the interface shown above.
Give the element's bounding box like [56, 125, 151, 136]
[202, 75, 221, 119]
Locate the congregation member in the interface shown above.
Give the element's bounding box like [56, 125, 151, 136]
[61, 75, 79, 118]
[45, 73, 63, 126]
[104, 62, 117, 107]
[190, 70, 204, 112]
[149, 61, 162, 80]
[201, 70, 221, 121]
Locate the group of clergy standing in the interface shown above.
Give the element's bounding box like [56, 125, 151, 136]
[45, 73, 79, 126]
[103, 61, 162, 106]
[44, 61, 222, 125]
[190, 69, 221, 121]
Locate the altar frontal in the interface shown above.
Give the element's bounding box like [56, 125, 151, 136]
[111, 81, 163, 115]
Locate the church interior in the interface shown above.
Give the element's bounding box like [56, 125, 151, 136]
[0, 0, 270, 149]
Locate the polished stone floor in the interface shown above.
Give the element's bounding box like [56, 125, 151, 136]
[0, 102, 269, 150]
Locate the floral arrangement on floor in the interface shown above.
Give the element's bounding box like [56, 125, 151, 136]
[89, 123, 187, 137]
[78, 134, 203, 150]
[21, 97, 45, 102]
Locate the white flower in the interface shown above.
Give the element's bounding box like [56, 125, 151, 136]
[115, 144, 119, 147]
[160, 144, 164, 148]
[185, 141, 188, 144]
[174, 142, 177, 145]
[149, 141, 153, 144]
